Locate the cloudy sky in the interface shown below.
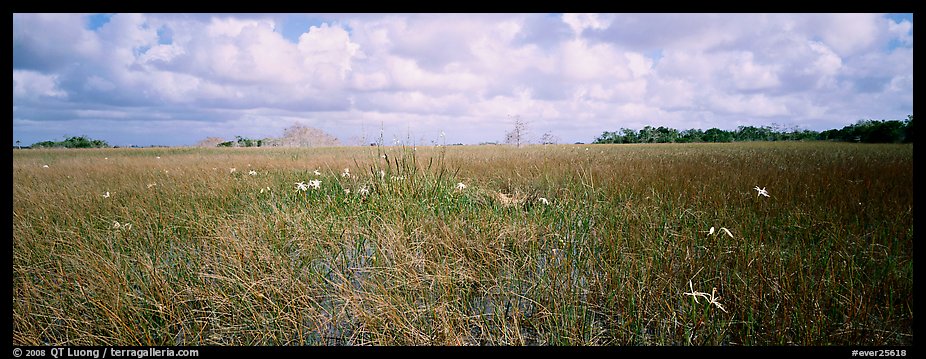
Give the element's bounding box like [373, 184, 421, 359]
[12, 13, 913, 147]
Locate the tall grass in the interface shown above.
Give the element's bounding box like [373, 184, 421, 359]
[13, 142, 913, 345]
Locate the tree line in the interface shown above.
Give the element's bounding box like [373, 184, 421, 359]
[592, 116, 913, 144]
[29, 136, 110, 149]
[20, 116, 913, 149]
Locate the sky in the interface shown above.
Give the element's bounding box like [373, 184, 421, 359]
[12, 13, 914, 147]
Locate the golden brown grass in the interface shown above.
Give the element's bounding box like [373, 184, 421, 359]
[13, 142, 913, 345]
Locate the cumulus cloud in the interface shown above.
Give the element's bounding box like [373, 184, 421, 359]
[12, 13, 913, 146]
[13, 13, 102, 71]
[562, 13, 612, 36]
[13, 70, 68, 99]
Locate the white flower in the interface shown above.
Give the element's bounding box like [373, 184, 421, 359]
[344, 188, 351, 195]
[156, 156, 161, 159]
[295, 182, 309, 191]
[113, 221, 121, 229]
[248, 170, 257, 176]
[42, 165, 49, 168]
[381, 154, 387, 159]
[359, 186, 370, 196]
[379, 170, 386, 180]
[538, 197, 550, 205]
[684, 279, 728, 313]
[754, 186, 769, 198]
[719, 227, 734, 239]
[706, 226, 734, 239]
[309, 179, 321, 189]
[104, 157, 108, 160]
[147, 183, 157, 189]
[102, 192, 111, 198]
[230, 168, 237, 173]
[313, 169, 321, 176]
[341, 168, 351, 178]
[456, 182, 467, 191]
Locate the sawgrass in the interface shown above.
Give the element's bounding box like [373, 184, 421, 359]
[12, 142, 913, 345]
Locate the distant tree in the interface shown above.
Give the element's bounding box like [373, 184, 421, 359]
[504, 115, 529, 148]
[279, 124, 341, 147]
[260, 137, 282, 147]
[31, 136, 109, 148]
[637, 126, 656, 143]
[832, 119, 909, 143]
[540, 131, 560, 145]
[196, 137, 227, 147]
[791, 129, 820, 141]
[235, 136, 261, 147]
[31, 141, 58, 148]
[654, 126, 679, 143]
[591, 114, 912, 145]
[865, 120, 905, 143]
[678, 129, 704, 143]
[735, 125, 773, 141]
[818, 128, 843, 141]
[703, 128, 733, 143]
[593, 131, 621, 144]
[621, 128, 639, 144]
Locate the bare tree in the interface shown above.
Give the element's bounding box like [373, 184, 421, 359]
[504, 115, 529, 148]
[280, 124, 341, 147]
[540, 131, 560, 145]
[195, 137, 227, 147]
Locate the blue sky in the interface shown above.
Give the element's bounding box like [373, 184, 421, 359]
[13, 13, 913, 147]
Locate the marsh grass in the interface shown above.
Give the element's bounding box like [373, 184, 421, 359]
[13, 142, 912, 345]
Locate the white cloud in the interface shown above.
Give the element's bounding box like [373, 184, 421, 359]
[887, 18, 913, 46]
[706, 93, 790, 118]
[647, 78, 696, 110]
[727, 51, 781, 91]
[11, 13, 913, 146]
[624, 52, 653, 79]
[376, 56, 486, 93]
[298, 23, 360, 84]
[138, 44, 186, 67]
[560, 39, 630, 82]
[13, 13, 102, 70]
[811, 14, 882, 56]
[562, 13, 611, 36]
[84, 75, 117, 92]
[807, 42, 843, 76]
[13, 70, 67, 99]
